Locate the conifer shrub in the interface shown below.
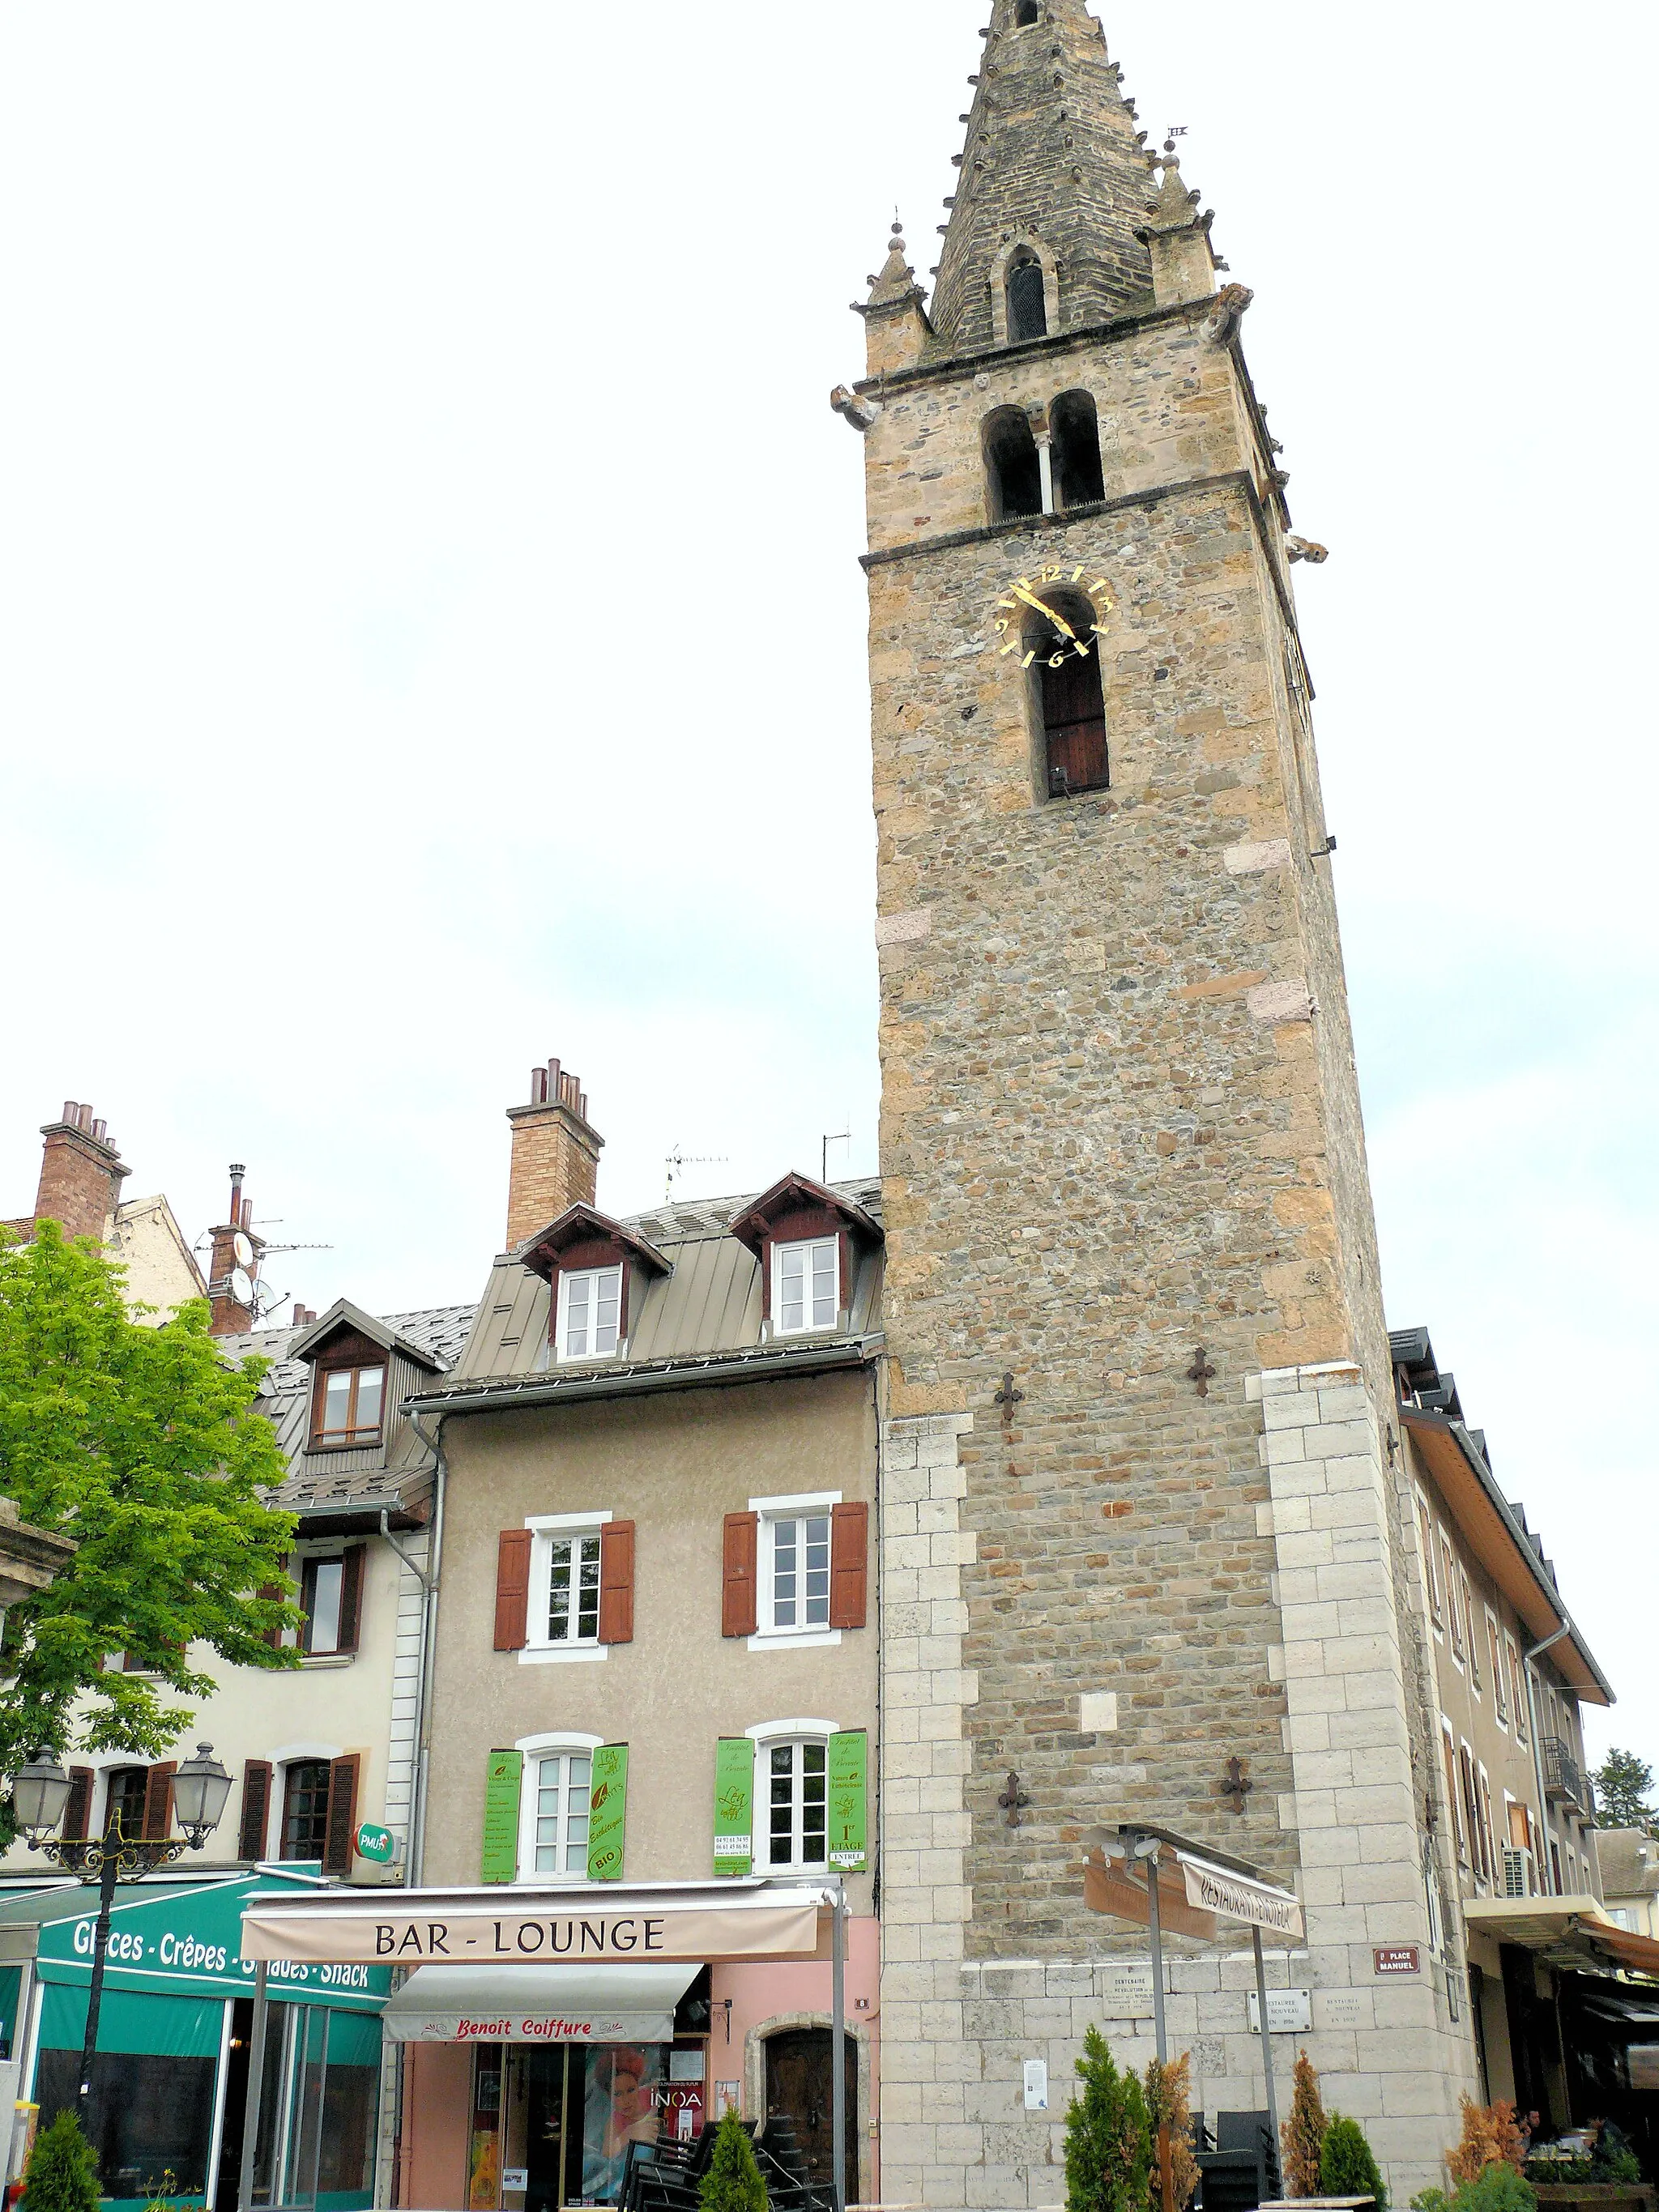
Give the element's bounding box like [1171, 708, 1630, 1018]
[1142, 2052, 1198, 2212]
[1448, 2098, 1528, 2185]
[700, 2110, 768, 2212]
[21, 2111, 100, 2212]
[1281, 2050, 1328, 2197]
[1414, 2167, 1537, 2212]
[1320, 2112, 1388, 2211]
[1064, 2026, 1152, 2212]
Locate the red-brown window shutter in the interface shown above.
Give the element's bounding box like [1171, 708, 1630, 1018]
[63, 1768, 93, 1842]
[829, 1502, 869, 1630]
[722, 1512, 759, 1639]
[143, 1762, 176, 1840]
[239, 1760, 274, 1861]
[494, 1530, 532, 1651]
[336, 1546, 365, 1655]
[324, 1754, 360, 1877]
[598, 1521, 635, 1645]
[258, 1579, 285, 1652]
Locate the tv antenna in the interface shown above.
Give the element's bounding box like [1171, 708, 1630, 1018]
[664, 1148, 727, 1203]
[821, 1123, 851, 1183]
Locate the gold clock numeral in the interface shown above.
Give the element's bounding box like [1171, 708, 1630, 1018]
[1021, 650, 1037, 668]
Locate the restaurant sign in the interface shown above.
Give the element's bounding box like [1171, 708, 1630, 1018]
[241, 1899, 825, 1967]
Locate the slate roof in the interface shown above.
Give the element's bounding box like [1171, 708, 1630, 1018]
[424, 1177, 885, 1409]
[217, 1303, 476, 1519]
[1595, 1828, 1659, 1904]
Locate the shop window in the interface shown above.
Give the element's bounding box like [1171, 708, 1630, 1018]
[312, 1361, 385, 1448]
[557, 1264, 622, 1360]
[773, 1238, 838, 1334]
[281, 1760, 334, 1860]
[1051, 388, 1105, 508]
[766, 1739, 828, 1869]
[1006, 250, 1047, 342]
[300, 1547, 362, 1656]
[983, 406, 1043, 521]
[530, 1748, 593, 1876]
[1030, 588, 1108, 798]
[34, 2050, 217, 2203]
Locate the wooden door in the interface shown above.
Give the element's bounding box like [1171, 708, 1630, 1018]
[764, 2030, 857, 2207]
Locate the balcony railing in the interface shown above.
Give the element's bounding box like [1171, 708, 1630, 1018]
[1543, 1737, 1586, 1813]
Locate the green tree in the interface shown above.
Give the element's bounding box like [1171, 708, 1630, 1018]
[1064, 2026, 1152, 2212]
[698, 2110, 768, 2212]
[0, 1222, 300, 1844]
[1321, 2114, 1388, 2212]
[1592, 1748, 1657, 1832]
[21, 2109, 100, 2212]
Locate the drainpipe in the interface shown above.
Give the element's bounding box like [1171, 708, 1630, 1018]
[1525, 1624, 1572, 1895]
[405, 1409, 450, 1888]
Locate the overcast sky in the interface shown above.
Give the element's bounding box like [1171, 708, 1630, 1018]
[1, 2, 1653, 1776]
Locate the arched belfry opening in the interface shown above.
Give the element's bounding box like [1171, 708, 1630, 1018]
[1026, 589, 1108, 798]
[1051, 389, 1105, 509]
[983, 407, 1043, 522]
[1005, 249, 1047, 342]
[1014, 1, 1041, 24]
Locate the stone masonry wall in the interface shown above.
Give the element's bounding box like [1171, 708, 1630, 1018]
[862, 288, 1466, 2200]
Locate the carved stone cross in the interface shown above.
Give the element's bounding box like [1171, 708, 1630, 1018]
[1221, 1756, 1254, 1815]
[1186, 1346, 1217, 1399]
[994, 1372, 1025, 1426]
[997, 1772, 1031, 1828]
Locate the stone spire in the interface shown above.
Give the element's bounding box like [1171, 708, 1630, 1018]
[929, 0, 1160, 354]
[854, 218, 932, 377]
[1143, 144, 1220, 307]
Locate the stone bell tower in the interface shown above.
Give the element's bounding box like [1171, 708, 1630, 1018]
[835, 1, 1475, 2199]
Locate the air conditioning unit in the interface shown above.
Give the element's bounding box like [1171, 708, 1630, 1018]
[1503, 1847, 1536, 1899]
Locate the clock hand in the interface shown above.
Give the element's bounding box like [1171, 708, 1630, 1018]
[1011, 582, 1077, 638]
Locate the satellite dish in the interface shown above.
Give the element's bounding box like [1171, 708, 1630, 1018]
[229, 1268, 254, 1306]
[232, 1232, 254, 1268]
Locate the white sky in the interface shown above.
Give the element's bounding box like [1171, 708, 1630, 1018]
[1, 3, 1653, 1777]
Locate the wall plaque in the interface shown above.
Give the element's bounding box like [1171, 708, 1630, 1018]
[1373, 1945, 1421, 1976]
[1099, 1962, 1157, 2013]
[1247, 1988, 1312, 2033]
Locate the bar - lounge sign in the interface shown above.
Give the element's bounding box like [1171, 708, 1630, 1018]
[241, 1899, 824, 1967]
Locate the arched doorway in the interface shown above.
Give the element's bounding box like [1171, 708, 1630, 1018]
[763, 2027, 858, 2208]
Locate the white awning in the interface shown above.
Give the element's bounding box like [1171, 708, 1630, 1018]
[383, 1963, 700, 2045]
[240, 1878, 833, 1967]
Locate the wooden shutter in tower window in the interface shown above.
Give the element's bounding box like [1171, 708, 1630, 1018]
[494, 1529, 533, 1651]
[336, 1545, 365, 1655]
[722, 1512, 758, 1639]
[62, 1768, 92, 1842]
[829, 1502, 869, 1630]
[143, 1762, 176, 1840]
[239, 1760, 274, 1861]
[324, 1754, 360, 1877]
[598, 1521, 635, 1645]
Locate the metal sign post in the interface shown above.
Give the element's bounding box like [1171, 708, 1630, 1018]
[1251, 1926, 1281, 2189]
[1141, 1847, 1168, 2065]
[831, 1877, 847, 2212]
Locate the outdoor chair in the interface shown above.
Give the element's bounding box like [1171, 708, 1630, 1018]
[1196, 2108, 1278, 2212]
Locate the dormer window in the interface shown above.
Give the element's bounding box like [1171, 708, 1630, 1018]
[774, 1239, 838, 1336]
[313, 1362, 385, 1448]
[557, 1265, 622, 1361]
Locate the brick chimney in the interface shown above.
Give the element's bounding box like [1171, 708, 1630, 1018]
[31, 1104, 129, 1243]
[207, 1164, 265, 1336]
[505, 1059, 603, 1251]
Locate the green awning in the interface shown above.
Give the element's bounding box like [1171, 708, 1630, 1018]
[38, 1984, 224, 2061]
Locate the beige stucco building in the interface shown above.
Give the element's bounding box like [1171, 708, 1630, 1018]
[398, 1065, 884, 2212]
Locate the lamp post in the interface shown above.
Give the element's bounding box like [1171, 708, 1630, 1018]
[12, 1745, 233, 2110]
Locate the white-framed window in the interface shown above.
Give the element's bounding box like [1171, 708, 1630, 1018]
[773, 1238, 838, 1335]
[556, 1265, 622, 1361]
[749, 1492, 842, 1647]
[514, 1732, 603, 1882]
[522, 1513, 612, 1665]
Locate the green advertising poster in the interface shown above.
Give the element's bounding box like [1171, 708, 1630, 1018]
[586, 1745, 629, 1881]
[481, 1749, 524, 1885]
[713, 1737, 755, 1876]
[827, 1730, 868, 1873]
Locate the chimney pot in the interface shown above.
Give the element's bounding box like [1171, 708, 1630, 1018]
[92, 1119, 107, 1144]
[505, 1055, 603, 1250]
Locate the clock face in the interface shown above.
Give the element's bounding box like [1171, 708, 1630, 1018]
[991, 564, 1115, 668]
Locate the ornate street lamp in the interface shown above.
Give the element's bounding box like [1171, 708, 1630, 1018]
[11, 1744, 232, 2110]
